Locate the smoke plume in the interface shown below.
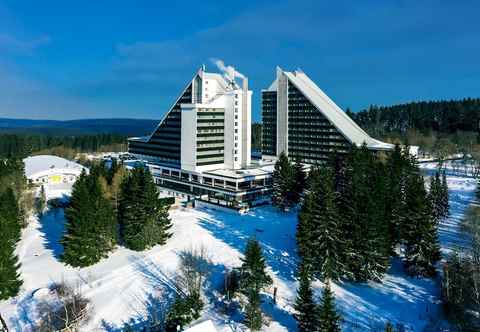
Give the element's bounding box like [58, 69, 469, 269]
[210, 58, 245, 81]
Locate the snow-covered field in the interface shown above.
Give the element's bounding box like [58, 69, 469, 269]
[0, 165, 476, 331]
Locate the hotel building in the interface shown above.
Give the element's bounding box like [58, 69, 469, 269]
[128, 66, 272, 209]
[262, 67, 393, 163]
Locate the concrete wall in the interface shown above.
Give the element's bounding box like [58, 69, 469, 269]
[276, 68, 288, 156]
[180, 106, 197, 172]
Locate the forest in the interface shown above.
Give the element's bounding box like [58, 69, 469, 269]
[271, 144, 451, 330]
[349, 98, 480, 155]
[0, 133, 126, 159]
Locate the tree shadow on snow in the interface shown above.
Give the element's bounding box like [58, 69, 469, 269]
[338, 258, 441, 331]
[101, 292, 170, 332]
[38, 207, 66, 259]
[196, 205, 299, 282]
[100, 256, 178, 331]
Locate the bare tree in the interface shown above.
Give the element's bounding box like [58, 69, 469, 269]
[177, 245, 212, 297]
[36, 282, 90, 332]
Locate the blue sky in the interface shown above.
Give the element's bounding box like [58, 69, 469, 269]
[0, 0, 479, 121]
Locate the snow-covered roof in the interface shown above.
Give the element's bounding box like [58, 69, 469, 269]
[23, 155, 87, 179]
[270, 68, 394, 151]
[127, 136, 149, 143]
[184, 320, 217, 332]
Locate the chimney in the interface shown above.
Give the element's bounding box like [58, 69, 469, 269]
[241, 76, 251, 168]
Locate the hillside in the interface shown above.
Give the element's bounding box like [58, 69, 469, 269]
[0, 162, 476, 331]
[0, 118, 159, 137]
[351, 98, 480, 136]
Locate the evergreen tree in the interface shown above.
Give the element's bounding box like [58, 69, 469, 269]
[294, 262, 320, 331]
[429, 171, 443, 224]
[346, 145, 390, 281]
[240, 237, 273, 292]
[62, 171, 117, 267]
[318, 281, 341, 332]
[292, 158, 306, 204]
[239, 237, 272, 331]
[0, 187, 22, 241]
[36, 185, 47, 216]
[309, 168, 345, 281]
[296, 192, 316, 266]
[118, 167, 172, 251]
[244, 288, 263, 331]
[440, 171, 450, 218]
[385, 144, 409, 253]
[0, 235, 22, 300]
[403, 171, 441, 277]
[272, 152, 295, 210]
[0, 187, 23, 300]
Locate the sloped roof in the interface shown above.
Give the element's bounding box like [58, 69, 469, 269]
[277, 69, 393, 151]
[23, 155, 86, 178]
[184, 320, 217, 332]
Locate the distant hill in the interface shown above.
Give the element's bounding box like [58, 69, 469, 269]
[0, 118, 159, 137]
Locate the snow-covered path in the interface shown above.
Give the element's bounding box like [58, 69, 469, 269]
[0, 167, 476, 331]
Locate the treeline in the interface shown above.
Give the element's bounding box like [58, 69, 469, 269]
[351, 98, 480, 136]
[0, 133, 126, 159]
[272, 145, 450, 330]
[0, 159, 26, 300]
[350, 99, 480, 155]
[61, 160, 172, 267]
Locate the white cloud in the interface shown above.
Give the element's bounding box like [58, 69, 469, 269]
[0, 33, 50, 55]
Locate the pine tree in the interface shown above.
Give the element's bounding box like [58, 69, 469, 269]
[310, 168, 345, 281]
[294, 262, 320, 331]
[111, 166, 127, 216]
[440, 171, 450, 218]
[345, 145, 390, 281]
[62, 171, 117, 267]
[239, 237, 272, 331]
[0, 187, 23, 300]
[296, 192, 316, 266]
[244, 288, 263, 331]
[272, 152, 295, 210]
[240, 237, 273, 293]
[318, 281, 341, 332]
[0, 187, 22, 241]
[385, 144, 409, 253]
[0, 236, 22, 300]
[118, 167, 172, 251]
[429, 171, 443, 224]
[292, 158, 306, 204]
[36, 185, 47, 215]
[403, 171, 441, 277]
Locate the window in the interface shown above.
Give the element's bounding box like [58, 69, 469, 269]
[235, 136, 238, 140]
[235, 157, 238, 161]
[234, 143, 238, 147]
[235, 94, 238, 98]
[235, 122, 238, 126]
[235, 129, 238, 133]
[235, 101, 238, 106]
[235, 115, 238, 119]
[234, 149, 238, 154]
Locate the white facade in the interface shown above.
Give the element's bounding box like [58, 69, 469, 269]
[179, 67, 253, 172]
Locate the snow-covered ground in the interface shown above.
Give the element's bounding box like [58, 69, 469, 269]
[0, 165, 476, 331]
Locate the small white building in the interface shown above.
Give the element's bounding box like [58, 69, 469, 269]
[184, 320, 217, 332]
[23, 155, 88, 185]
